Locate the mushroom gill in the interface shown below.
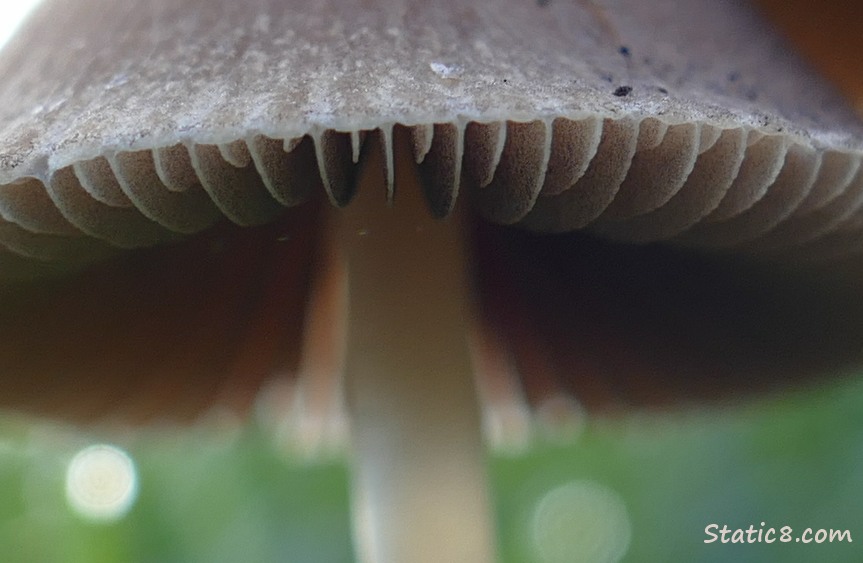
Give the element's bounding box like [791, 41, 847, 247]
[3, 0, 863, 561]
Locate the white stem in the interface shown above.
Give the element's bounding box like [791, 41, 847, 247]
[331, 141, 496, 563]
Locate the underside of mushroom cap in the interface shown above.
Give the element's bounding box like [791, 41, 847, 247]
[2, 0, 863, 276]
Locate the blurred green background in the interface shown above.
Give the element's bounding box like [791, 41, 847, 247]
[0, 374, 860, 562]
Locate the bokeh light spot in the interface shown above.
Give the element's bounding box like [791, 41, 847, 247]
[65, 444, 138, 523]
[531, 480, 632, 563]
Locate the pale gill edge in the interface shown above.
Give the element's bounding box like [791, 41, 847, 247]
[0, 117, 861, 279]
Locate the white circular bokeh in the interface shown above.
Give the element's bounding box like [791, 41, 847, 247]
[65, 444, 138, 523]
[531, 480, 632, 563]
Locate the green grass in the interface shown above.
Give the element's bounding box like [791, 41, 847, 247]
[1, 374, 861, 562]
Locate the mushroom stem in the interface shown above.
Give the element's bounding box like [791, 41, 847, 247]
[331, 140, 496, 563]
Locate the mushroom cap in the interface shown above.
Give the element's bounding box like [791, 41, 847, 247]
[2, 0, 863, 424]
[2, 0, 863, 278]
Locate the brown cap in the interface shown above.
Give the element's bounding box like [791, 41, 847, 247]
[1, 0, 862, 278]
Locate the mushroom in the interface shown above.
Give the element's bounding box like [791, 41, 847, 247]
[2, 0, 863, 561]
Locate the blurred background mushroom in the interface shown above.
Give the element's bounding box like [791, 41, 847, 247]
[1, 0, 863, 561]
